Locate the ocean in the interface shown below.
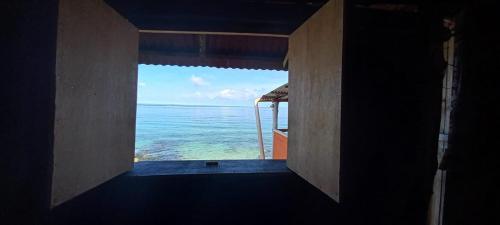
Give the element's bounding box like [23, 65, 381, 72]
[135, 104, 288, 161]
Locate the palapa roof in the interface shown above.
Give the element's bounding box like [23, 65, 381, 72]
[259, 83, 288, 102]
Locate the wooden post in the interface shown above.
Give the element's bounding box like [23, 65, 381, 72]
[254, 98, 265, 159]
[272, 101, 279, 131]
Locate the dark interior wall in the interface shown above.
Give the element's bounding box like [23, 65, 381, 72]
[444, 2, 500, 225]
[340, 4, 446, 225]
[0, 0, 59, 224]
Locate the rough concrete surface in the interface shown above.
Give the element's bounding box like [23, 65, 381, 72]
[287, 0, 343, 202]
[51, 0, 138, 207]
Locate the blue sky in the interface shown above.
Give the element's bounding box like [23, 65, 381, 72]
[137, 65, 288, 106]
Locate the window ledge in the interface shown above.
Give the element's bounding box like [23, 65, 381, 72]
[127, 160, 289, 176]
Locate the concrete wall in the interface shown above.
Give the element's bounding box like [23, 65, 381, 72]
[287, 0, 343, 202]
[288, 1, 446, 223]
[51, 0, 138, 207]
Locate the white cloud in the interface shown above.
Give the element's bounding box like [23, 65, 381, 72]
[190, 75, 209, 86]
[182, 88, 262, 103]
[214, 88, 259, 100]
[218, 89, 236, 98]
[139, 82, 146, 87]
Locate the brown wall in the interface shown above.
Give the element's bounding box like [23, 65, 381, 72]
[272, 131, 288, 160]
[51, 0, 138, 207]
[287, 0, 343, 202]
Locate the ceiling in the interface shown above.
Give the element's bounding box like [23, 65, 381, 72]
[139, 32, 288, 70]
[105, 0, 328, 34]
[104, 0, 463, 70]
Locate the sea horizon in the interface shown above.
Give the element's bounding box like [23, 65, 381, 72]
[138, 103, 251, 108]
[135, 104, 288, 161]
[137, 102, 289, 108]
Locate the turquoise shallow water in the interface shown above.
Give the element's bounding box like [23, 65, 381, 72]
[135, 104, 288, 161]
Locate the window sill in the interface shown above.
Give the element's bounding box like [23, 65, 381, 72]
[127, 160, 289, 176]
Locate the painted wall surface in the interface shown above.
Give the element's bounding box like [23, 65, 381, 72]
[287, 0, 343, 202]
[51, 0, 138, 207]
